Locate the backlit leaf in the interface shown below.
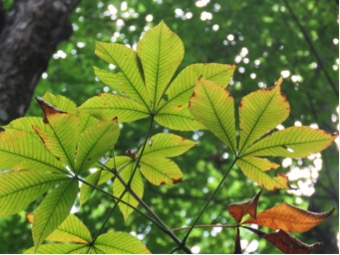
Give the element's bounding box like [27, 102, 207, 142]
[263, 230, 322, 254]
[0, 171, 67, 216]
[34, 113, 80, 170]
[76, 120, 119, 175]
[189, 78, 236, 152]
[242, 126, 337, 158]
[228, 190, 262, 223]
[112, 159, 143, 220]
[46, 214, 92, 244]
[80, 170, 102, 206]
[238, 77, 289, 154]
[79, 93, 149, 122]
[140, 156, 183, 186]
[155, 103, 204, 131]
[0, 130, 66, 174]
[42, 92, 78, 113]
[164, 63, 235, 107]
[137, 21, 184, 110]
[94, 232, 151, 254]
[24, 243, 89, 254]
[2, 117, 48, 135]
[95, 42, 150, 108]
[33, 179, 79, 250]
[142, 133, 195, 158]
[236, 156, 289, 190]
[243, 202, 334, 232]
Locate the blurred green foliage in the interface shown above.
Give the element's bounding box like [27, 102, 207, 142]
[1, 0, 338, 253]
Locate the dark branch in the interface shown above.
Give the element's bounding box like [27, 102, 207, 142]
[282, 0, 339, 98]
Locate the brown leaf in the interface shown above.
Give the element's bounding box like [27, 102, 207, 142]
[35, 96, 66, 123]
[228, 190, 262, 223]
[263, 230, 322, 254]
[243, 202, 334, 232]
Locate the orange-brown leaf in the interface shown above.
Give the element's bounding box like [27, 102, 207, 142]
[243, 203, 334, 232]
[26, 213, 34, 224]
[263, 230, 322, 254]
[228, 190, 262, 223]
[35, 96, 66, 123]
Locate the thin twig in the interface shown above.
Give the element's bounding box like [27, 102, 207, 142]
[181, 158, 238, 245]
[282, 0, 338, 97]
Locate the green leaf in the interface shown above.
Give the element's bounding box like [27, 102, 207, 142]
[164, 63, 236, 107]
[0, 130, 66, 174]
[94, 232, 151, 254]
[155, 103, 205, 131]
[112, 159, 143, 220]
[242, 126, 337, 158]
[42, 92, 78, 113]
[2, 117, 48, 135]
[95, 42, 150, 109]
[0, 170, 67, 216]
[79, 93, 149, 122]
[46, 214, 92, 244]
[140, 156, 183, 186]
[34, 114, 80, 170]
[137, 21, 184, 110]
[236, 156, 289, 190]
[76, 120, 119, 174]
[78, 112, 101, 133]
[142, 133, 195, 158]
[33, 179, 79, 250]
[80, 170, 102, 206]
[189, 78, 236, 152]
[238, 77, 289, 154]
[24, 243, 89, 254]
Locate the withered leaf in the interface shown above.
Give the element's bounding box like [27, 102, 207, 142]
[243, 202, 334, 233]
[233, 227, 242, 254]
[35, 97, 66, 123]
[263, 230, 322, 254]
[228, 190, 262, 223]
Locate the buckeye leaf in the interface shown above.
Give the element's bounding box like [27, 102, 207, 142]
[236, 156, 289, 190]
[242, 126, 337, 158]
[142, 133, 195, 158]
[263, 230, 322, 254]
[155, 103, 204, 131]
[34, 113, 80, 170]
[0, 170, 67, 216]
[227, 190, 262, 223]
[2, 117, 49, 135]
[79, 93, 149, 123]
[95, 42, 150, 108]
[137, 21, 184, 110]
[112, 157, 143, 220]
[75, 120, 119, 175]
[45, 214, 92, 244]
[0, 130, 66, 174]
[238, 77, 289, 154]
[94, 232, 151, 254]
[80, 170, 102, 206]
[243, 202, 334, 233]
[164, 63, 235, 107]
[33, 179, 79, 250]
[140, 156, 183, 186]
[42, 92, 78, 113]
[24, 243, 89, 254]
[189, 78, 237, 153]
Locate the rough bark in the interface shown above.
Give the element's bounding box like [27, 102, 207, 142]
[0, 0, 80, 125]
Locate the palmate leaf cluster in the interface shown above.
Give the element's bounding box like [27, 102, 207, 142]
[0, 21, 336, 253]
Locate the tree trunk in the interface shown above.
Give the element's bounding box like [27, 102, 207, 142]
[0, 0, 80, 125]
